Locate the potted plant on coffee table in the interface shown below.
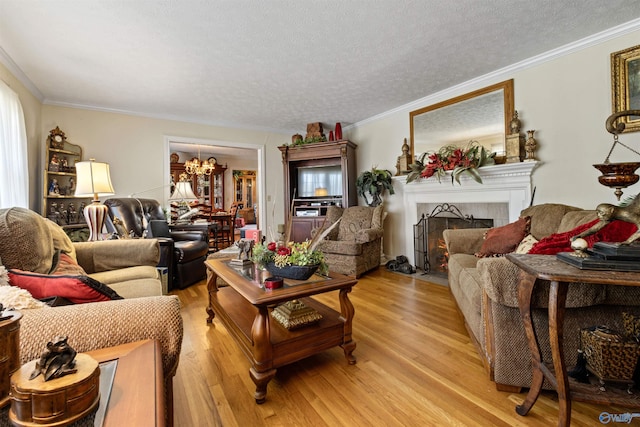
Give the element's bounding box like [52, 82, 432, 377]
[356, 167, 395, 207]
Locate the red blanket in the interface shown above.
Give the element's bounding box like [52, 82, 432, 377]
[528, 219, 638, 255]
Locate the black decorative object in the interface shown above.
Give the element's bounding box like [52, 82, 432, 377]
[29, 336, 78, 381]
[265, 263, 319, 280]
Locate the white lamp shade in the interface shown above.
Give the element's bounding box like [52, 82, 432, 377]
[75, 160, 115, 199]
[169, 181, 198, 202]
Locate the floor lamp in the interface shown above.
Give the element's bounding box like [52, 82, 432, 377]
[75, 159, 115, 241]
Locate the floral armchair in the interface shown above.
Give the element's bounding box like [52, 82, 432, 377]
[315, 205, 384, 277]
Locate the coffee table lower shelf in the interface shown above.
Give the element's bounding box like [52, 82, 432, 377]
[209, 286, 355, 403]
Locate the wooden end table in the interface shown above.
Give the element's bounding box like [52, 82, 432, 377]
[506, 253, 640, 427]
[2, 339, 164, 427]
[86, 339, 165, 427]
[205, 259, 357, 403]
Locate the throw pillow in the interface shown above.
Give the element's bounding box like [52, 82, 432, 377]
[8, 270, 123, 304]
[45, 218, 77, 262]
[475, 216, 531, 257]
[51, 253, 88, 276]
[515, 234, 539, 254]
[0, 207, 55, 274]
[528, 218, 637, 255]
[0, 265, 47, 309]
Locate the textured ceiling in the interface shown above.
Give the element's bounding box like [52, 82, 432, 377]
[1, 0, 640, 136]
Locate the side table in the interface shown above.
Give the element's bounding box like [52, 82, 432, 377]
[506, 253, 640, 427]
[1, 339, 164, 427]
[0, 311, 21, 408]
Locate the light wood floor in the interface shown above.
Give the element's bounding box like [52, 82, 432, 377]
[170, 268, 628, 426]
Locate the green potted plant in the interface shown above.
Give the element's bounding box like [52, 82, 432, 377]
[356, 167, 395, 207]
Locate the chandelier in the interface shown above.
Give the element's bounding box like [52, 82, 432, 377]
[184, 146, 216, 176]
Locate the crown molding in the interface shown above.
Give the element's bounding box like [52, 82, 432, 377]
[0, 46, 43, 101]
[352, 17, 640, 130]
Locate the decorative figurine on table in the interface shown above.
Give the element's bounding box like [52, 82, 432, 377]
[60, 157, 69, 172]
[48, 154, 60, 172]
[232, 239, 254, 266]
[48, 178, 60, 195]
[29, 336, 78, 381]
[78, 202, 86, 223]
[524, 130, 537, 162]
[559, 194, 640, 270]
[571, 194, 640, 245]
[68, 203, 76, 223]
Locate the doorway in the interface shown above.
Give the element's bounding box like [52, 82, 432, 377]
[164, 136, 266, 232]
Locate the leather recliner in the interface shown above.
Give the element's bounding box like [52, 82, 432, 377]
[103, 198, 209, 290]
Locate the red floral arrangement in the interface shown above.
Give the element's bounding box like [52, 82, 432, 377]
[252, 240, 328, 275]
[407, 141, 495, 184]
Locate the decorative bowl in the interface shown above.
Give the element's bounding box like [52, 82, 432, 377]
[593, 162, 640, 188]
[265, 263, 319, 280]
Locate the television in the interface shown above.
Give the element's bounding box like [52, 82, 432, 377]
[297, 165, 342, 198]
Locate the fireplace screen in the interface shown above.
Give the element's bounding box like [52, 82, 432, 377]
[414, 204, 493, 275]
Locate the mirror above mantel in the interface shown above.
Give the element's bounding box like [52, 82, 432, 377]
[409, 79, 515, 160]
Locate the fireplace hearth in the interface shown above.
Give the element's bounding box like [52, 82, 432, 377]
[414, 204, 493, 275]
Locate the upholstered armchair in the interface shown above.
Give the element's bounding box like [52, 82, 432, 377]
[315, 205, 384, 277]
[103, 198, 209, 290]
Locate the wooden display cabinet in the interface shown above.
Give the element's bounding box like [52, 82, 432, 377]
[278, 140, 357, 242]
[42, 127, 92, 235]
[233, 170, 256, 209]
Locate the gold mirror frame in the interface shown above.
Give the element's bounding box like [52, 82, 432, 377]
[409, 79, 515, 160]
[611, 44, 640, 133]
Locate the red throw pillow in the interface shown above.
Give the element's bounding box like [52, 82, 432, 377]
[528, 219, 637, 255]
[50, 253, 87, 276]
[475, 216, 531, 257]
[8, 270, 122, 304]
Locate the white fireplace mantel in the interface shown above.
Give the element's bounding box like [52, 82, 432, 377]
[394, 161, 539, 262]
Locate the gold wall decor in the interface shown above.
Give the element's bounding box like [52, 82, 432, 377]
[505, 110, 524, 163]
[611, 44, 640, 133]
[395, 138, 412, 176]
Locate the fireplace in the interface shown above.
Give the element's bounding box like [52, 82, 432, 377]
[399, 162, 538, 265]
[414, 204, 493, 275]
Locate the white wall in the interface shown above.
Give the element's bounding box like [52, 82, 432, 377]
[40, 105, 289, 234]
[350, 27, 640, 259]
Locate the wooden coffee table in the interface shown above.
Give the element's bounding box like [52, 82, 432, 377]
[205, 259, 357, 403]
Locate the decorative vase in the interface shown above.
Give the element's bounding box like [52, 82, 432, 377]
[334, 123, 342, 140]
[265, 263, 319, 280]
[328, 131, 335, 141]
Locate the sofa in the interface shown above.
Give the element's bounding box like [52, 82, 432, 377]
[104, 197, 209, 290]
[315, 205, 384, 278]
[0, 207, 183, 424]
[443, 203, 640, 391]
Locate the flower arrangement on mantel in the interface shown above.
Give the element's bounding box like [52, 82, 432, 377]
[406, 140, 495, 185]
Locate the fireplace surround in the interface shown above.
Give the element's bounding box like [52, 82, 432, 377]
[399, 162, 539, 264]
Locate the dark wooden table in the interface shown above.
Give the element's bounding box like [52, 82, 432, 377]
[506, 253, 640, 427]
[205, 259, 357, 403]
